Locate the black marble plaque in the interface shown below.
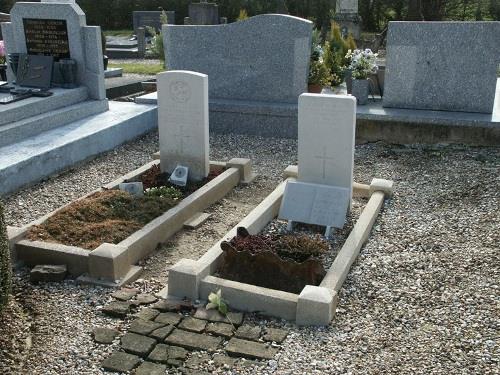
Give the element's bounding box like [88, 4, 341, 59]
[16, 54, 53, 89]
[23, 18, 70, 59]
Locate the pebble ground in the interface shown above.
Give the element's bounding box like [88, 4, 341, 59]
[0, 132, 498, 374]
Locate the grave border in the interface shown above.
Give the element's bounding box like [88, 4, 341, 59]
[167, 165, 393, 325]
[8, 158, 253, 287]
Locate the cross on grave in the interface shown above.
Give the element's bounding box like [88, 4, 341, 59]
[173, 125, 193, 155]
[314, 146, 338, 181]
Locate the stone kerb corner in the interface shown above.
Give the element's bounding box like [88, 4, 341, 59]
[168, 166, 394, 326]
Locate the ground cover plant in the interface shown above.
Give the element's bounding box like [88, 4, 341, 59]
[27, 166, 223, 250]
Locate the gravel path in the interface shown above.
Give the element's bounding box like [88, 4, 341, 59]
[0, 133, 498, 375]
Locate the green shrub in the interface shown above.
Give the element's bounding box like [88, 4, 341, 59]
[323, 22, 356, 86]
[0, 201, 11, 312]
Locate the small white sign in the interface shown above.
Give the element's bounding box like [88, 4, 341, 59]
[278, 181, 350, 229]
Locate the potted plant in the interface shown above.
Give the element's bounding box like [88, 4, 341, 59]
[346, 48, 378, 105]
[0, 41, 7, 81]
[308, 30, 331, 93]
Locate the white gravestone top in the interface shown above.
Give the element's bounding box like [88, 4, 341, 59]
[298, 94, 356, 206]
[279, 181, 350, 229]
[336, 0, 358, 14]
[157, 70, 209, 182]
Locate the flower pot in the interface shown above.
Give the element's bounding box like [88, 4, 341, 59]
[344, 68, 353, 94]
[351, 78, 369, 105]
[0, 64, 6, 81]
[308, 84, 323, 93]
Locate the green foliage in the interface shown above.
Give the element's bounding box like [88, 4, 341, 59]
[323, 22, 356, 87]
[0, 200, 12, 313]
[144, 186, 182, 200]
[206, 289, 228, 315]
[237, 9, 249, 21]
[146, 26, 165, 62]
[308, 59, 332, 86]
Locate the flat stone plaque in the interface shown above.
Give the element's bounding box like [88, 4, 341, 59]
[23, 18, 70, 59]
[16, 54, 53, 89]
[119, 182, 144, 196]
[278, 180, 350, 228]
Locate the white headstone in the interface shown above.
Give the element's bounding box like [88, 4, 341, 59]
[157, 70, 209, 181]
[298, 94, 356, 204]
[279, 181, 350, 228]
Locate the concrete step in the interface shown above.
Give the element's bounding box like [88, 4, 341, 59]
[0, 101, 158, 196]
[0, 86, 89, 126]
[106, 42, 138, 49]
[0, 99, 109, 148]
[106, 48, 140, 59]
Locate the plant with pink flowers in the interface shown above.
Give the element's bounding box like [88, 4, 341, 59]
[0, 40, 6, 64]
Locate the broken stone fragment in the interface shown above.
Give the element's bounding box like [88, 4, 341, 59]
[30, 264, 67, 283]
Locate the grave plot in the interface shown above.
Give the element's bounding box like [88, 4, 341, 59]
[8, 71, 256, 288]
[167, 94, 394, 326]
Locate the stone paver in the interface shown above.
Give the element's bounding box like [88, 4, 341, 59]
[263, 328, 288, 343]
[30, 265, 67, 283]
[102, 301, 131, 318]
[165, 329, 222, 352]
[226, 338, 279, 360]
[129, 319, 165, 335]
[92, 327, 119, 344]
[154, 312, 182, 326]
[111, 288, 137, 301]
[168, 345, 188, 360]
[147, 343, 188, 365]
[102, 351, 141, 372]
[194, 307, 244, 326]
[206, 322, 234, 338]
[121, 332, 157, 357]
[135, 308, 160, 321]
[134, 361, 166, 375]
[149, 325, 174, 341]
[235, 325, 261, 341]
[178, 317, 206, 333]
[152, 298, 193, 312]
[147, 343, 171, 364]
[134, 293, 158, 305]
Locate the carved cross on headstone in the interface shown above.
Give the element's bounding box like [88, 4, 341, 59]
[314, 146, 338, 181]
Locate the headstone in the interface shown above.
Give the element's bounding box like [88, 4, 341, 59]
[279, 181, 350, 229]
[1, 1, 106, 100]
[119, 182, 144, 196]
[187, 2, 219, 25]
[333, 0, 361, 39]
[157, 70, 209, 181]
[383, 21, 500, 114]
[164, 15, 312, 103]
[298, 94, 356, 202]
[132, 11, 175, 34]
[0, 13, 10, 39]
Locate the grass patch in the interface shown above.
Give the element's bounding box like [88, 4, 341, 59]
[103, 29, 133, 37]
[108, 63, 165, 75]
[27, 190, 181, 250]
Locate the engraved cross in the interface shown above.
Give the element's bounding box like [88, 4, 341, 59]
[314, 146, 336, 180]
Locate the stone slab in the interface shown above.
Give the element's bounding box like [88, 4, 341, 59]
[184, 212, 211, 229]
[279, 180, 350, 228]
[30, 264, 67, 283]
[134, 361, 167, 375]
[298, 94, 356, 203]
[206, 322, 234, 338]
[177, 317, 207, 333]
[225, 338, 278, 360]
[102, 301, 131, 319]
[104, 67, 123, 78]
[149, 325, 174, 341]
[263, 328, 288, 343]
[134, 293, 158, 305]
[163, 15, 312, 103]
[235, 325, 261, 341]
[194, 307, 244, 326]
[157, 70, 209, 181]
[165, 329, 222, 352]
[92, 327, 119, 344]
[102, 351, 141, 372]
[121, 332, 157, 357]
[129, 319, 165, 335]
[112, 289, 138, 301]
[147, 343, 173, 364]
[383, 21, 500, 114]
[0, 101, 157, 196]
[154, 312, 182, 326]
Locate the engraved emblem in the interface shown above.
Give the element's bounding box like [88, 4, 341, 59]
[170, 80, 191, 103]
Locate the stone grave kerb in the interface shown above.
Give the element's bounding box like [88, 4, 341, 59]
[1, 1, 106, 100]
[157, 70, 210, 181]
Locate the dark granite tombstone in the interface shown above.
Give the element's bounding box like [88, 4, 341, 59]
[16, 54, 53, 89]
[187, 2, 219, 25]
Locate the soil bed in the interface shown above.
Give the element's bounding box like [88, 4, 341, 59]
[27, 165, 223, 250]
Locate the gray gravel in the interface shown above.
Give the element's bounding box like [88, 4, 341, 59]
[0, 132, 499, 375]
